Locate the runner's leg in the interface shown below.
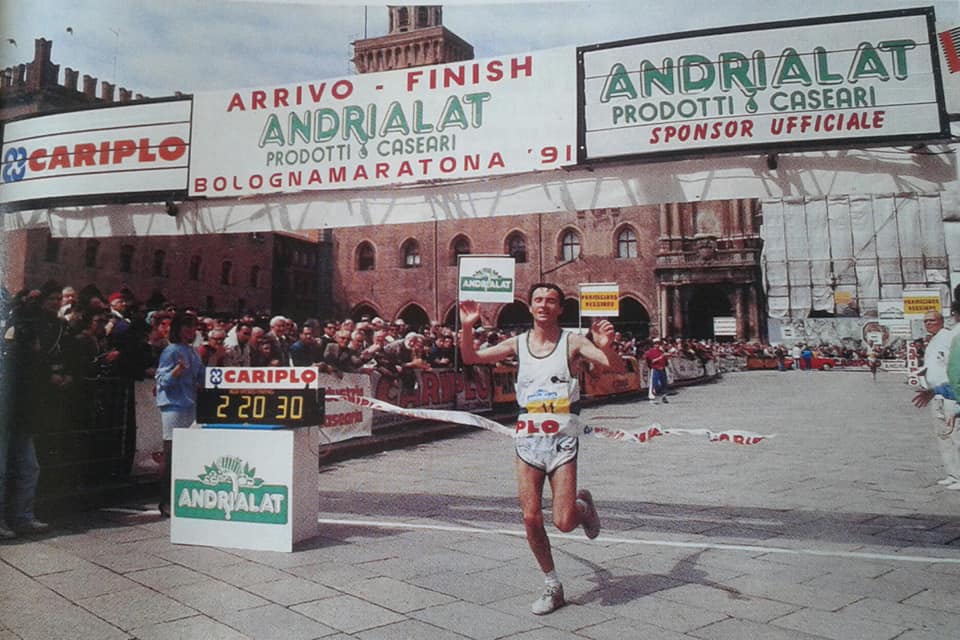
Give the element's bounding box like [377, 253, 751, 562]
[516, 457, 554, 573]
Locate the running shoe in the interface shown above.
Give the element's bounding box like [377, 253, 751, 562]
[531, 583, 564, 615]
[577, 489, 601, 539]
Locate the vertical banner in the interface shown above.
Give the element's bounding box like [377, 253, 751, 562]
[458, 255, 516, 303]
[579, 282, 620, 317]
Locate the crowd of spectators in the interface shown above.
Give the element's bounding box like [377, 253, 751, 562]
[3, 282, 923, 395]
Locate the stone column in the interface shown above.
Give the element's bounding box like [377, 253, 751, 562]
[671, 286, 682, 339]
[735, 286, 747, 341]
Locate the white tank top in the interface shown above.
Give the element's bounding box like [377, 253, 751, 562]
[514, 330, 582, 437]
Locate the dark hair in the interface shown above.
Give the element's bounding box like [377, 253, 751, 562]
[168, 312, 197, 344]
[527, 282, 564, 305]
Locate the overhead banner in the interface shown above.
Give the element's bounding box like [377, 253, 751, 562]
[578, 8, 950, 162]
[188, 48, 577, 198]
[0, 99, 191, 209]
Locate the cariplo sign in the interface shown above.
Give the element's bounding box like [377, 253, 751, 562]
[579, 8, 949, 162]
[0, 99, 191, 208]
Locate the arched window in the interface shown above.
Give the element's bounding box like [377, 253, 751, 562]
[616, 227, 638, 258]
[84, 239, 100, 268]
[357, 242, 376, 271]
[152, 250, 166, 277]
[119, 244, 135, 273]
[560, 229, 581, 262]
[506, 232, 527, 264]
[221, 260, 233, 285]
[249, 265, 261, 288]
[188, 255, 201, 281]
[44, 235, 60, 263]
[402, 239, 421, 268]
[451, 235, 471, 265]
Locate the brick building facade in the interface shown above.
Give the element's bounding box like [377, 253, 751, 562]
[337, 6, 765, 340]
[1, 39, 327, 320]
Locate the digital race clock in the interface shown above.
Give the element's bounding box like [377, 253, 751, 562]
[199, 367, 326, 428]
[197, 388, 324, 427]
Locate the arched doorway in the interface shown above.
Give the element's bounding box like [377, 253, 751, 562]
[685, 285, 733, 339]
[397, 304, 430, 332]
[350, 303, 380, 322]
[497, 300, 532, 333]
[617, 297, 651, 340]
[559, 298, 580, 328]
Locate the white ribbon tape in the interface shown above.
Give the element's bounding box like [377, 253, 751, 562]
[328, 395, 775, 445]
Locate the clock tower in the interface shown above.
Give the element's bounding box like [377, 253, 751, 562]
[352, 5, 474, 74]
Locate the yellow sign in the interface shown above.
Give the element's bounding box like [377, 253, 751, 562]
[902, 293, 941, 316]
[579, 283, 619, 317]
[833, 291, 852, 305]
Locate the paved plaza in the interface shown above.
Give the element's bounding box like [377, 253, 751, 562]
[3, 369, 960, 639]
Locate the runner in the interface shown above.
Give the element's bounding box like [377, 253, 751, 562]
[458, 282, 624, 615]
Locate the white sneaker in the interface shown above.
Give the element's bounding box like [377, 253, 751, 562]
[577, 489, 601, 540]
[937, 477, 959, 486]
[531, 584, 564, 615]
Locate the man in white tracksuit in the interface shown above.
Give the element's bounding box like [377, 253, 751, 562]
[913, 308, 960, 488]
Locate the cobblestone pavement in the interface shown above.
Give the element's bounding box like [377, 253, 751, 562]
[3, 369, 960, 639]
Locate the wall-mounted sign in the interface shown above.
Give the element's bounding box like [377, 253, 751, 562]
[0, 99, 191, 209]
[578, 8, 949, 163]
[189, 48, 576, 197]
[902, 288, 942, 316]
[579, 282, 619, 317]
[713, 316, 738, 336]
[458, 255, 516, 303]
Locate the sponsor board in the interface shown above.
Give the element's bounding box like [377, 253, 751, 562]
[189, 49, 576, 196]
[579, 9, 949, 162]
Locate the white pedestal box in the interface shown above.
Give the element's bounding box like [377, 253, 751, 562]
[170, 427, 319, 552]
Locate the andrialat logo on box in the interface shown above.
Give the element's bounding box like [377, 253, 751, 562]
[174, 455, 288, 524]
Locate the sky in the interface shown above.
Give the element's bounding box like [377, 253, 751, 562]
[1, 0, 958, 99]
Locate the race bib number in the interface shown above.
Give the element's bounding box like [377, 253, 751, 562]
[515, 412, 582, 437]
